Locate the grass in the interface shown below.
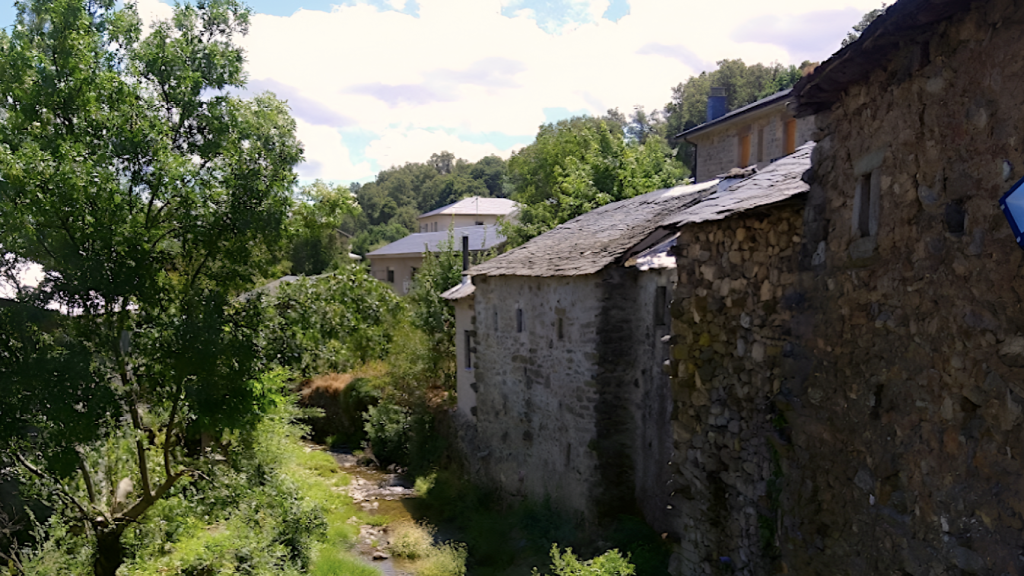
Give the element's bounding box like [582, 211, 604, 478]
[405, 469, 670, 576]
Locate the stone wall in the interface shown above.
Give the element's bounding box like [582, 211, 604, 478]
[469, 267, 674, 525]
[667, 2, 1024, 573]
[781, 2, 1024, 572]
[666, 204, 806, 576]
[691, 109, 815, 183]
[471, 274, 606, 515]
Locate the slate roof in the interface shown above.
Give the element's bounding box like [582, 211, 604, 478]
[417, 197, 519, 220]
[679, 89, 793, 140]
[441, 276, 476, 301]
[793, 0, 974, 117]
[468, 181, 718, 278]
[367, 225, 505, 258]
[661, 142, 814, 228]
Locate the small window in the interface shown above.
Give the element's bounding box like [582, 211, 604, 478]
[856, 174, 872, 238]
[411, 267, 418, 277]
[784, 119, 797, 155]
[654, 286, 667, 326]
[493, 310, 498, 332]
[432, 222, 438, 232]
[464, 330, 472, 369]
[475, 220, 484, 226]
[516, 308, 523, 333]
[387, 269, 395, 283]
[557, 317, 564, 340]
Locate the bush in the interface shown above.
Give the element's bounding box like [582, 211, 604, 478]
[260, 268, 405, 377]
[534, 545, 635, 576]
[364, 402, 413, 466]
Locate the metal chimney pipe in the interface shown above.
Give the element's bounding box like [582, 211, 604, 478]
[462, 235, 469, 271]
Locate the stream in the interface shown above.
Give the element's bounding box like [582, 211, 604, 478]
[329, 449, 419, 576]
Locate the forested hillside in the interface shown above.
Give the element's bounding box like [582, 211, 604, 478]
[339, 58, 815, 252]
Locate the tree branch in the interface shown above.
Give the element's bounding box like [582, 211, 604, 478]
[76, 447, 97, 505]
[118, 359, 153, 499]
[14, 453, 92, 522]
[163, 382, 183, 480]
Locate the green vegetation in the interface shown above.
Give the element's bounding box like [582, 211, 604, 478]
[260, 267, 405, 377]
[347, 153, 510, 255]
[663, 59, 814, 168]
[10, 380, 374, 576]
[500, 116, 688, 246]
[842, 4, 889, 47]
[533, 545, 635, 576]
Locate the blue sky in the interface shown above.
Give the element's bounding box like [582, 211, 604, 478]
[2, 0, 881, 183]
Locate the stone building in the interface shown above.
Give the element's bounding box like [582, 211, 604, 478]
[366, 225, 504, 295]
[682, 89, 816, 183]
[660, 0, 1024, 573]
[454, 180, 718, 526]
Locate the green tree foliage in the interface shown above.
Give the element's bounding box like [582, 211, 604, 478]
[407, 231, 463, 390]
[260, 268, 404, 378]
[0, 0, 303, 573]
[842, 4, 888, 47]
[662, 59, 811, 168]
[501, 116, 688, 246]
[533, 545, 636, 576]
[349, 154, 508, 254]
[286, 180, 359, 276]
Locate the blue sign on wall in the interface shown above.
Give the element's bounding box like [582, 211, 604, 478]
[1000, 174, 1024, 250]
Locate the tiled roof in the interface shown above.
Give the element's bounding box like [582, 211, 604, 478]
[468, 181, 718, 278]
[661, 142, 814, 228]
[417, 197, 519, 219]
[367, 225, 505, 258]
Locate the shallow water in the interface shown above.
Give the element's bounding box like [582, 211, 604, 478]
[328, 448, 418, 576]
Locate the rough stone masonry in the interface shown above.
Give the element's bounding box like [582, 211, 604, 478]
[665, 0, 1024, 574]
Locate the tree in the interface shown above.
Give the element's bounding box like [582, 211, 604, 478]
[287, 179, 359, 275]
[662, 59, 808, 170]
[407, 230, 463, 392]
[501, 116, 688, 247]
[0, 1, 303, 574]
[842, 4, 888, 47]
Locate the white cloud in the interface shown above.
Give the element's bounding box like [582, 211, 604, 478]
[363, 128, 522, 170]
[293, 119, 375, 181]
[141, 0, 883, 177]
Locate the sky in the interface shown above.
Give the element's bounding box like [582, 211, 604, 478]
[0, 0, 884, 184]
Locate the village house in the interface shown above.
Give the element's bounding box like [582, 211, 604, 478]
[448, 180, 718, 528]
[659, 0, 1024, 573]
[367, 197, 515, 295]
[682, 87, 816, 183]
[416, 196, 518, 233]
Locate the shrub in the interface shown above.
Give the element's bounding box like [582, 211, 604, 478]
[534, 545, 636, 576]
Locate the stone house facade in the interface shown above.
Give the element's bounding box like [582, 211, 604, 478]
[455, 181, 718, 526]
[661, 0, 1024, 573]
[682, 89, 816, 183]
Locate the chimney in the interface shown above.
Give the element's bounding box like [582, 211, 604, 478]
[706, 87, 727, 123]
[462, 235, 469, 271]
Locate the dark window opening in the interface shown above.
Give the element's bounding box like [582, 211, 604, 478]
[516, 308, 523, 333]
[557, 317, 564, 340]
[857, 173, 872, 238]
[475, 220, 484, 225]
[387, 269, 395, 283]
[945, 201, 966, 235]
[654, 286, 667, 326]
[464, 330, 472, 369]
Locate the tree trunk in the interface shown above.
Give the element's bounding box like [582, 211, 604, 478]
[93, 526, 125, 576]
